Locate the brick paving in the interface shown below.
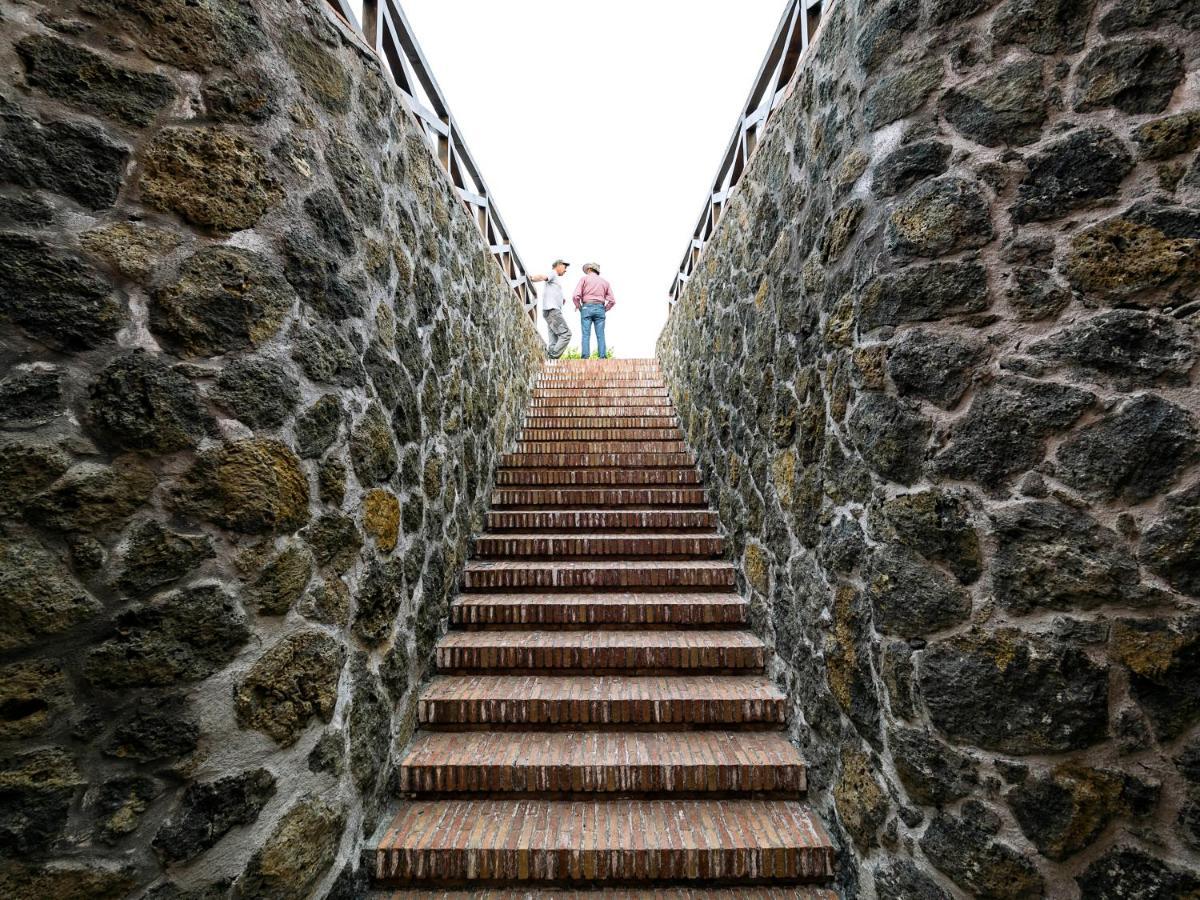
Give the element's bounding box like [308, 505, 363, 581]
[371, 359, 834, 891]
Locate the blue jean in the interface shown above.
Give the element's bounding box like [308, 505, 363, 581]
[580, 303, 607, 359]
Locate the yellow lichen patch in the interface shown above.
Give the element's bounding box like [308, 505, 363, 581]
[743, 543, 769, 595]
[772, 448, 797, 509]
[823, 294, 856, 348]
[755, 279, 770, 310]
[363, 489, 401, 552]
[1111, 621, 1188, 678]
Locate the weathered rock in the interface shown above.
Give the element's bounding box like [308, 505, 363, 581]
[299, 577, 350, 627]
[875, 859, 952, 900]
[350, 402, 399, 484]
[363, 488, 401, 552]
[879, 489, 982, 583]
[863, 59, 944, 130]
[1073, 39, 1185, 114]
[151, 768, 276, 863]
[91, 775, 162, 842]
[79, 0, 267, 71]
[991, 0, 1096, 53]
[294, 394, 344, 458]
[861, 259, 989, 328]
[856, 0, 918, 72]
[0, 233, 124, 350]
[940, 60, 1045, 147]
[212, 355, 300, 429]
[103, 698, 199, 762]
[152, 246, 293, 357]
[926, 0, 990, 23]
[0, 748, 83, 855]
[1112, 616, 1200, 740]
[1064, 211, 1199, 302]
[1030, 310, 1195, 385]
[890, 727, 978, 805]
[318, 458, 347, 507]
[302, 513, 363, 573]
[325, 135, 383, 225]
[920, 810, 1045, 899]
[1003, 266, 1073, 321]
[872, 140, 950, 197]
[304, 187, 356, 254]
[290, 323, 365, 386]
[281, 230, 361, 321]
[1132, 110, 1200, 160]
[139, 127, 282, 233]
[0, 534, 98, 653]
[0, 367, 62, 429]
[88, 350, 214, 453]
[237, 796, 347, 899]
[887, 328, 985, 408]
[833, 746, 888, 852]
[887, 177, 994, 258]
[0, 192, 53, 227]
[85, 584, 249, 687]
[1012, 126, 1134, 223]
[1008, 764, 1134, 860]
[0, 660, 69, 739]
[177, 439, 309, 534]
[0, 860, 136, 900]
[234, 631, 344, 745]
[0, 105, 128, 208]
[353, 559, 404, 647]
[1141, 480, 1200, 596]
[246, 543, 313, 616]
[919, 628, 1109, 753]
[866, 547, 971, 637]
[380, 641, 411, 702]
[990, 500, 1140, 614]
[847, 393, 930, 484]
[1076, 846, 1200, 899]
[28, 461, 155, 534]
[81, 222, 184, 281]
[0, 442, 70, 519]
[1056, 394, 1198, 501]
[201, 69, 277, 124]
[348, 665, 389, 793]
[1099, 0, 1200, 33]
[115, 519, 214, 597]
[282, 31, 351, 112]
[16, 34, 174, 127]
[932, 376, 1093, 487]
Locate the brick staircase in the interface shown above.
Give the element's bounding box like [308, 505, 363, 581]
[368, 359, 836, 897]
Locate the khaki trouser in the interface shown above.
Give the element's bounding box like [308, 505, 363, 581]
[543, 307, 571, 358]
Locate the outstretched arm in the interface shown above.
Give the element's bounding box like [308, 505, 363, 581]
[529, 273, 547, 283]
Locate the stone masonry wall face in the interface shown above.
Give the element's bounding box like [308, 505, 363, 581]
[658, 0, 1200, 897]
[0, 0, 542, 895]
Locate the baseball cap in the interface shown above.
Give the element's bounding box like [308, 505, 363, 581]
[552, 259, 570, 267]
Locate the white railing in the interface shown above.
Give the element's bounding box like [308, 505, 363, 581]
[668, 0, 827, 307]
[328, 0, 538, 319]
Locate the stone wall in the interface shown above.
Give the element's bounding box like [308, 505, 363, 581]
[658, 0, 1199, 896]
[0, 0, 542, 894]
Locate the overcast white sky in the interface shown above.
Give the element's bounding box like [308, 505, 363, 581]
[352, 1, 790, 357]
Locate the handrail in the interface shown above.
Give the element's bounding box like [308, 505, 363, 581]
[327, 0, 539, 320]
[668, 0, 827, 307]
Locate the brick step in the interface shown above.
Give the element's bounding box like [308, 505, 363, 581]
[372, 889, 837, 899]
[535, 382, 668, 390]
[528, 405, 673, 417]
[473, 533, 724, 560]
[491, 488, 708, 509]
[452, 593, 746, 628]
[370, 799, 834, 884]
[517, 441, 687, 454]
[486, 510, 718, 532]
[531, 397, 672, 408]
[534, 387, 669, 397]
[501, 453, 695, 469]
[436, 630, 765, 673]
[418, 675, 785, 726]
[395, 731, 806, 794]
[496, 470, 700, 487]
[524, 417, 679, 430]
[462, 560, 736, 591]
[521, 429, 682, 441]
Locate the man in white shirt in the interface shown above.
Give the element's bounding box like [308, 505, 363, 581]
[529, 259, 571, 359]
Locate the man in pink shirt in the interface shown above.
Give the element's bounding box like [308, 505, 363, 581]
[572, 262, 615, 359]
